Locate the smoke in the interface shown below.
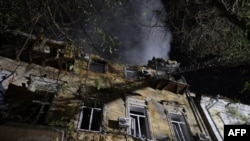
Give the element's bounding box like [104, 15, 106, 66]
[122, 0, 172, 65]
[79, 0, 172, 65]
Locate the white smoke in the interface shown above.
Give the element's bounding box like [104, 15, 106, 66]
[122, 0, 172, 65]
[79, 0, 172, 65]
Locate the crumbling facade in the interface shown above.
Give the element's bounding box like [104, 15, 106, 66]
[0, 53, 211, 141]
[199, 95, 250, 141]
[0, 31, 250, 141]
[2, 33, 247, 141]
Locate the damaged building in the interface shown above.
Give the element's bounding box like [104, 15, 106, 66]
[0, 33, 249, 141]
[0, 53, 210, 141]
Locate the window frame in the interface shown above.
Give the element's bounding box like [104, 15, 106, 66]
[77, 106, 102, 132]
[126, 97, 152, 140]
[88, 59, 106, 73]
[124, 67, 139, 80]
[24, 90, 55, 124]
[28, 75, 61, 93]
[169, 112, 193, 141]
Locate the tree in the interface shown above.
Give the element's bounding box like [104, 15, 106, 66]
[0, 0, 127, 59]
[163, 0, 250, 66]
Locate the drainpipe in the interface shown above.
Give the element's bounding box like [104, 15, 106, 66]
[205, 95, 223, 140]
[186, 91, 209, 134]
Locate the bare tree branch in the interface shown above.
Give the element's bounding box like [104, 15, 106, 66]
[46, 1, 74, 43]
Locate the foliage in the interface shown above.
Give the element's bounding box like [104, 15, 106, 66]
[241, 81, 250, 93]
[164, 0, 250, 65]
[94, 79, 102, 90]
[0, 0, 127, 56]
[61, 116, 75, 139]
[67, 120, 75, 138]
[94, 28, 120, 54]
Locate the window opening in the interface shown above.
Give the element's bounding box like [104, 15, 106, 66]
[78, 107, 102, 132]
[4, 83, 55, 124]
[169, 113, 192, 141]
[129, 105, 151, 139]
[89, 60, 106, 73]
[28, 90, 54, 124]
[125, 67, 139, 80]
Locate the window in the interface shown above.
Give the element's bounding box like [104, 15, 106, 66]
[26, 90, 55, 124]
[89, 60, 106, 73]
[5, 83, 55, 124]
[78, 107, 102, 132]
[25, 76, 59, 124]
[28, 75, 61, 93]
[169, 113, 192, 141]
[129, 105, 151, 139]
[125, 67, 139, 80]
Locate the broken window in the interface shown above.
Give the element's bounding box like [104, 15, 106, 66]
[25, 76, 59, 123]
[4, 83, 55, 124]
[125, 67, 139, 80]
[169, 113, 193, 141]
[89, 59, 106, 73]
[4, 75, 59, 124]
[78, 107, 102, 132]
[25, 90, 55, 124]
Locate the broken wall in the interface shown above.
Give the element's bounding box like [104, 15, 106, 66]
[0, 56, 203, 141]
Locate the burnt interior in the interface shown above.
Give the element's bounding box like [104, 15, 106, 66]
[4, 84, 55, 124]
